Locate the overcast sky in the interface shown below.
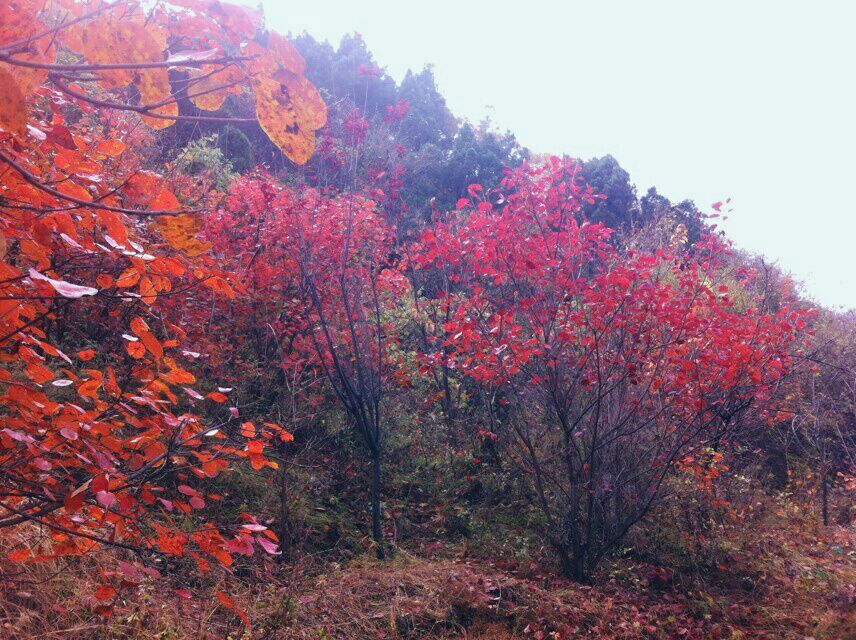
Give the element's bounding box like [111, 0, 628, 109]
[262, 0, 855, 309]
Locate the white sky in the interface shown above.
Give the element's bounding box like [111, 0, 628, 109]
[262, 0, 856, 310]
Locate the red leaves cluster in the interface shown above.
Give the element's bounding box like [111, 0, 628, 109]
[415, 158, 805, 417]
[408, 159, 809, 576]
[202, 175, 403, 382]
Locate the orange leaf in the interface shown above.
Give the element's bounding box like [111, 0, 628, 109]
[130, 317, 163, 358]
[96, 139, 126, 156]
[0, 67, 27, 136]
[96, 274, 115, 288]
[126, 340, 146, 359]
[65, 17, 166, 91]
[97, 210, 130, 246]
[151, 189, 180, 211]
[274, 68, 327, 131]
[153, 214, 211, 256]
[117, 268, 141, 288]
[56, 181, 92, 202]
[139, 276, 158, 305]
[188, 64, 245, 112]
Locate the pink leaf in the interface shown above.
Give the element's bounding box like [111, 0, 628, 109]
[29, 268, 98, 298]
[183, 387, 204, 400]
[96, 490, 116, 508]
[59, 427, 78, 440]
[256, 535, 281, 555]
[166, 48, 219, 64]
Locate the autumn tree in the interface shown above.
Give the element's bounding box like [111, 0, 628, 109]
[285, 189, 402, 558]
[413, 158, 807, 580]
[0, 0, 324, 600]
[205, 174, 402, 558]
[200, 175, 327, 561]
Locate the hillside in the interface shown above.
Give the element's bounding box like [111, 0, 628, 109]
[0, 2, 853, 639]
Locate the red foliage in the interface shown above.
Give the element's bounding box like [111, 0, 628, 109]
[410, 158, 808, 578]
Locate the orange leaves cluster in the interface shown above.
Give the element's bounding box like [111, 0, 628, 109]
[0, 0, 54, 135]
[0, 0, 291, 593]
[65, 13, 178, 128]
[0, 0, 326, 165]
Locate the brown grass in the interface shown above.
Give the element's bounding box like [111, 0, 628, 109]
[1, 514, 853, 639]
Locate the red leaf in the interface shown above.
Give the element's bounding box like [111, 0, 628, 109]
[8, 548, 30, 562]
[216, 591, 249, 625]
[93, 584, 116, 601]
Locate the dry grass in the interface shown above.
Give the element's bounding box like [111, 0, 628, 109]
[1, 515, 853, 639]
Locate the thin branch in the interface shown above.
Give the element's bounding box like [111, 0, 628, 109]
[0, 148, 198, 217]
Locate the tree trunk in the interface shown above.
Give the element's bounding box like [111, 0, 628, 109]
[821, 471, 829, 526]
[371, 452, 385, 559]
[554, 543, 574, 579]
[441, 368, 457, 452]
[553, 542, 588, 582]
[278, 460, 292, 562]
[571, 549, 587, 583]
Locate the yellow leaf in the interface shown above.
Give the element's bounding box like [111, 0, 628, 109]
[189, 65, 246, 112]
[252, 74, 316, 165]
[153, 214, 212, 256]
[274, 69, 327, 130]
